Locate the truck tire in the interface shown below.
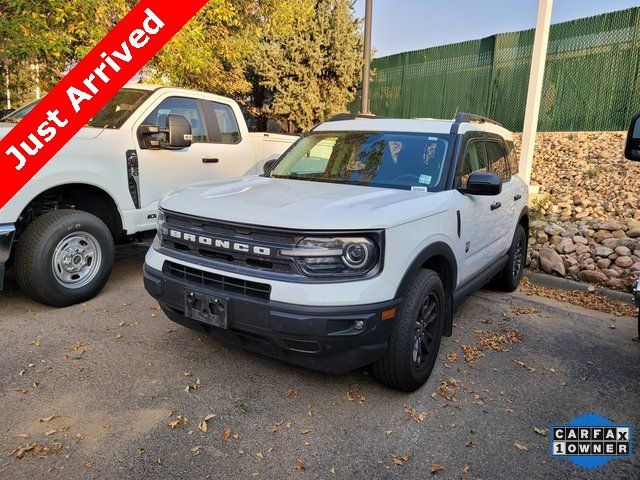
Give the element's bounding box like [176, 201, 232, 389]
[372, 269, 445, 391]
[492, 224, 527, 292]
[14, 209, 114, 307]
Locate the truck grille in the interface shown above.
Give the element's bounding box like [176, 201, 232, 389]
[161, 210, 300, 275]
[164, 262, 271, 300]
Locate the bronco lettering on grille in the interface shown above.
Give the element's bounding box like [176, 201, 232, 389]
[168, 229, 273, 257]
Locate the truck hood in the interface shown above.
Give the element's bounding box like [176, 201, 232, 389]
[0, 124, 104, 142]
[161, 176, 450, 230]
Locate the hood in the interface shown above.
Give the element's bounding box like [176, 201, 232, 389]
[161, 176, 451, 230]
[0, 124, 105, 142]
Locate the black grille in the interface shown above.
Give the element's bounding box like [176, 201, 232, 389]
[162, 211, 299, 275]
[164, 262, 271, 300]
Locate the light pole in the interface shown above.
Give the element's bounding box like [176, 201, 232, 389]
[359, 0, 373, 115]
[519, 0, 553, 189]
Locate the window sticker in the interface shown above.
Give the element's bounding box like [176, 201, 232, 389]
[419, 174, 432, 185]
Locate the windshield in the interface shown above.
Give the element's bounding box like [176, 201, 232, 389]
[86, 88, 152, 129]
[1, 99, 40, 123]
[269, 131, 452, 190]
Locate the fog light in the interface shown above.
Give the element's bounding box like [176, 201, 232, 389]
[353, 320, 365, 330]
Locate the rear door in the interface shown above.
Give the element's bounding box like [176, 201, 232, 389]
[454, 138, 504, 284]
[486, 138, 517, 255]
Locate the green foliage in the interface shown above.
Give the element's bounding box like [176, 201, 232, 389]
[0, 0, 363, 131]
[252, 0, 363, 131]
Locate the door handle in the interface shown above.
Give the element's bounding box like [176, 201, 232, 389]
[491, 202, 502, 211]
[202, 158, 219, 163]
[514, 194, 522, 201]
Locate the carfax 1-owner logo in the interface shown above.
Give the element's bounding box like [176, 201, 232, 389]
[550, 413, 633, 469]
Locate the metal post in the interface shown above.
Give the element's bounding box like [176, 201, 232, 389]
[360, 0, 373, 115]
[519, 0, 553, 188]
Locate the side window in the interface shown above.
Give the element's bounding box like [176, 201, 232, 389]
[143, 97, 207, 143]
[486, 140, 511, 181]
[202, 101, 241, 144]
[506, 140, 519, 176]
[459, 141, 488, 188]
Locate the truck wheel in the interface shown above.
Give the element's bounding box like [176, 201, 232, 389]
[493, 224, 527, 292]
[372, 269, 445, 391]
[14, 209, 114, 307]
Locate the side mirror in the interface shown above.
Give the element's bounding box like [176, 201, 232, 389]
[263, 159, 278, 174]
[167, 114, 192, 149]
[625, 113, 640, 161]
[460, 172, 502, 196]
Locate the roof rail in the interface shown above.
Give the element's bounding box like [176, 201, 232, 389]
[325, 113, 380, 122]
[454, 112, 502, 127]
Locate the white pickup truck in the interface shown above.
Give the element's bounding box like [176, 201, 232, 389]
[0, 84, 297, 306]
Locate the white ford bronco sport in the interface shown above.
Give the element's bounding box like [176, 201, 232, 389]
[144, 113, 529, 391]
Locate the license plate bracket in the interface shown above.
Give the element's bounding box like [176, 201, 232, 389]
[184, 290, 228, 328]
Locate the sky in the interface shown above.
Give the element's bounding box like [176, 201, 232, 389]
[352, 0, 640, 57]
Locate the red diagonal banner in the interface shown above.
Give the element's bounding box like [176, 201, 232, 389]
[0, 0, 209, 209]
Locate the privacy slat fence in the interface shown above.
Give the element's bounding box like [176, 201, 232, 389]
[350, 8, 640, 132]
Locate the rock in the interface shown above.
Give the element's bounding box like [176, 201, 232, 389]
[631, 262, 640, 272]
[579, 270, 608, 284]
[563, 244, 577, 254]
[614, 246, 631, 256]
[603, 269, 620, 278]
[601, 238, 639, 251]
[530, 220, 548, 230]
[573, 236, 588, 245]
[597, 220, 627, 231]
[615, 256, 633, 268]
[627, 227, 640, 238]
[592, 230, 613, 243]
[596, 258, 612, 269]
[594, 246, 614, 257]
[545, 225, 566, 236]
[538, 247, 566, 276]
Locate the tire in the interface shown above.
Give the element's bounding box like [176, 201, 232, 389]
[372, 269, 445, 391]
[493, 224, 527, 293]
[14, 209, 114, 307]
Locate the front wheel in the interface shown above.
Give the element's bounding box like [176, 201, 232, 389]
[14, 209, 115, 307]
[372, 269, 445, 391]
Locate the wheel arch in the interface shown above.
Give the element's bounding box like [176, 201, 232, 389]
[16, 183, 125, 239]
[395, 241, 458, 337]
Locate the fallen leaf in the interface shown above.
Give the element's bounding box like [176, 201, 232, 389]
[515, 442, 528, 451]
[190, 446, 202, 455]
[44, 430, 57, 436]
[221, 426, 231, 442]
[150, 306, 161, 311]
[446, 351, 458, 361]
[534, 427, 548, 436]
[256, 452, 264, 459]
[168, 420, 180, 429]
[295, 458, 306, 471]
[431, 463, 445, 474]
[40, 415, 59, 423]
[330, 467, 336, 475]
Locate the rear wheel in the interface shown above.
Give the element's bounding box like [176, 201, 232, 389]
[372, 269, 445, 391]
[493, 224, 527, 292]
[15, 209, 114, 307]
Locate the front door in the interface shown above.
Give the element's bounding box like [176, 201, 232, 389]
[133, 95, 253, 229]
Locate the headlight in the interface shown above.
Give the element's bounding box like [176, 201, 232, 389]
[281, 236, 380, 277]
[157, 208, 167, 240]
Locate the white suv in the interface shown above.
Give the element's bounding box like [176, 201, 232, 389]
[143, 113, 529, 391]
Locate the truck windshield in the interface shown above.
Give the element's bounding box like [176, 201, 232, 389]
[86, 88, 152, 129]
[1, 99, 40, 123]
[269, 131, 452, 190]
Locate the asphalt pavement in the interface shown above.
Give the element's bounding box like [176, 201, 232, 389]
[0, 245, 638, 479]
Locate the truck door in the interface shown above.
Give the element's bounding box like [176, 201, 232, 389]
[454, 139, 504, 285]
[133, 95, 253, 229]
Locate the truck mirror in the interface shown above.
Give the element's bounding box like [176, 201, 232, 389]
[167, 114, 192, 149]
[625, 112, 640, 161]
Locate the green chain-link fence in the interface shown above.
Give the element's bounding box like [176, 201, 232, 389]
[350, 7, 640, 132]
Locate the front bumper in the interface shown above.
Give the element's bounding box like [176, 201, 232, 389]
[143, 263, 400, 374]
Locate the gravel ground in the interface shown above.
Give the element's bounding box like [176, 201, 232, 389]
[0, 245, 638, 480]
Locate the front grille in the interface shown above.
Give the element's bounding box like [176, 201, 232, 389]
[162, 211, 300, 275]
[165, 262, 271, 300]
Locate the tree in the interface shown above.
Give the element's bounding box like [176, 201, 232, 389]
[252, 0, 362, 132]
